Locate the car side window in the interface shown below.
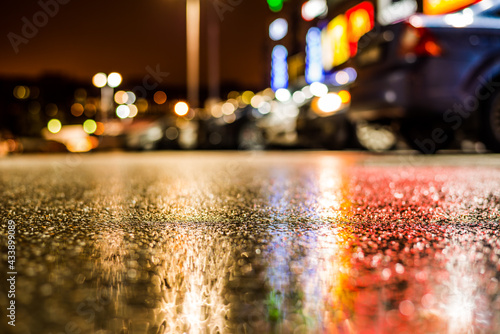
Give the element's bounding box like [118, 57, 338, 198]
[483, 7, 500, 17]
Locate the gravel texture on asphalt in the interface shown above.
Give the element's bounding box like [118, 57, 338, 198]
[0, 152, 499, 334]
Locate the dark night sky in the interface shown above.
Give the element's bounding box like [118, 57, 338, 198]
[0, 0, 271, 90]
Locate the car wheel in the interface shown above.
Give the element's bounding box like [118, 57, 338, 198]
[400, 119, 455, 154]
[482, 90, 500, 153]
[355, 121, 397, 152]
[321, 117, 351, 150]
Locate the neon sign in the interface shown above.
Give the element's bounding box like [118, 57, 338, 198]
[424, 0, 482, 15]
[271, 45, 288, 91]
[305, 27, 324, 84]
[321, 1, 374, 70]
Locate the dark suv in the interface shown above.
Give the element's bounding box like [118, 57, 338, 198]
[349, 0, 500, 153]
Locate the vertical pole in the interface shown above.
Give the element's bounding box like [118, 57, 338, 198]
[186, 0, 200, 108]
[101, 86, 113, 122]
[207, 2, 220, 100]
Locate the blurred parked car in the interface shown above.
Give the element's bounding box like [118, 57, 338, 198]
[197, 105, 265, 150]
[125, 117, 182, 151]
[349, 0, 500, 153]
[296, 85, 357, 150]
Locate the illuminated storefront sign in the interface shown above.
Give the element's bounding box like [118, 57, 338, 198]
[321, 1, 374, 70]
[377, 0, 418, 25]
[271, 45, 288, 91]
[346, 2, 375, 57]
[306, 27, 324, 83]
[424, 0, 481, 15]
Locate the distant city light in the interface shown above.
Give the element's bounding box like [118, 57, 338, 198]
[269, 18, 288, 41]
[107, 72, 122, 88]
[13, 86, 30, 99]
[128, 104, 138, 118]
[258, 102, 272, 114]
[317, 93, 342, 113]
[302, 85, 313, 99]
[222, 102, 236, 115]
[251, 95, 264, 108]
[136, 98, 149, 112]
[267, 0, 284, 12]
[345, 67, 358, 82]
[92, 73, 107, 88]
[83, 119, 97, 134]
[174, 102, 189, 116]
[271, 45, 288, 91]
[338, 90, 351, 104]
[114, 91, 128, 104]
[302, 0, 328, 21]
[335, 70, 350, 85]
[293, 91, 306, 104]
[126, 91, 136, 104]
[242, 91, 255, 105]
[116, 105, 130, 119]
[275, 88, 291, 102]
[71, 103, 84, 117]
[47, 119, 62, 134]
[94, 122, 105, 135]
[154, 91, 167, 104]
[310, 82, 328, 97]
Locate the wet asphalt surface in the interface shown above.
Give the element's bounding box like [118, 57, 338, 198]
[0, 151, 500, 334]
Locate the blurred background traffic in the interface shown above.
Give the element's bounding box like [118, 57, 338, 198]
[1, 0, 499, 155]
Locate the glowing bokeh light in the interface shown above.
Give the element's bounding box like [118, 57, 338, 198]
[116, 105, 130, 119]
[338, 90, 351, 104]
[114, 91, 128, 104]
[126, 91, 136, 104]
[310, 82, 328, 97]
[306, 27, 324, 84]
[293, 91, 306, 104]
[154, 91, 167, 104]
[71, 103, 84, 117]
[94, 122, 105, 135]
[13, 86, 30, 99]
[271, 45, 289, 91]
[241, 91, 254, 105]
[128, 104, 138, 118]
[335, 70, 350, 85]
[275, 88, 291, 102]
[269, 18, 288, 41]
[174, 102, 189, 116]
[107, 72, 122, 88]
[83, 119, 97, 134]
[92, 73, 107, 88]
[302, 0, 328, 21]
[47, 119, 62, 134]
[222, 102, 236, 115]
[317, 93, 342, 113]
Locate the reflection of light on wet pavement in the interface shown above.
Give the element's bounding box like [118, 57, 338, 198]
[2, 153, 500, 334]
[316, 156, 347, 220]
[261, 156, 354, 332]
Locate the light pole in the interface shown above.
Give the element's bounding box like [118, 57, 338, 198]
[186, 0, 200, 108]
[92, 72, 122, 123]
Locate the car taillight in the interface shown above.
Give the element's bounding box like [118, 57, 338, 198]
[399, 22, 442, 57]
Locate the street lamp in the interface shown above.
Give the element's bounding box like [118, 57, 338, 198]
[92, 72, 122, 123]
